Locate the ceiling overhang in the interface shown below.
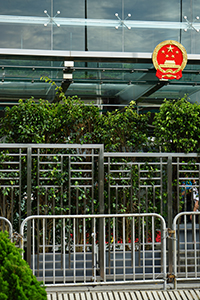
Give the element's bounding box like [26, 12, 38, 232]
[0, 48, 200, 64]
[0, 49, 200, 112]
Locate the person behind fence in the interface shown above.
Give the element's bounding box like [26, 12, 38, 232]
[181, 175, 192, 210]
[190, 179, 199, 221]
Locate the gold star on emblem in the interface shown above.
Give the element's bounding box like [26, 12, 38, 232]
[167, 45, 174, 52]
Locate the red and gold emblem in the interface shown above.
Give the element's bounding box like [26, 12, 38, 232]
[152, 40, 187, 80]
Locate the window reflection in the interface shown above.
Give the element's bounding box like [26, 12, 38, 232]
[0, 0, 199, 53]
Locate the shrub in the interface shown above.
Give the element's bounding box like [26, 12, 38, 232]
[0, 231, 47, 300]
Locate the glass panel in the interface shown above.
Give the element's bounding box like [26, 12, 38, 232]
[1, 0, 51, 16]
[1, 0, 83, 17]
[87, 0, 122, 19]
[53, 0, 84, 18]
[125, 0, 180, 22]
[0, 24, 85, 50]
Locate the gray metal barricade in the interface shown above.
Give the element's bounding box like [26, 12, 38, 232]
[173, 211, 200, 289]
[0, 216, 13, 240]
[20, 213, 167, 289]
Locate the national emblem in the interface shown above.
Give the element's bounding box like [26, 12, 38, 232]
[152, 40, 187, 80]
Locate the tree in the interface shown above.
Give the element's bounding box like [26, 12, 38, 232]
[153, 96, 200, 153]
[0, 81, 151, 152]
[99, 101, 150, 152]
[0, 231, 47, 300]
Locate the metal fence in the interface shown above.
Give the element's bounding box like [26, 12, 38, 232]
[1, 144, 200, 285]
[0, 144, 104, 230]
[20, 213, 167, 289]
[1, 145, 200, 223]
[173, 211, 200, 289]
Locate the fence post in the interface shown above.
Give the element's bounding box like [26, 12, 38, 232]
[26, 145, 32, 266]
[98, 145, 105, 280]
[167, 155, 173, 275]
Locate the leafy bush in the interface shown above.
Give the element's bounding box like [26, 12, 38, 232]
[0, 79, 150, 152]
[153, 96, 200, 153]
[0, 231, 47, 300]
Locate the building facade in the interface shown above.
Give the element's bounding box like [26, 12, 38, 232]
[0, 0, 200, 113]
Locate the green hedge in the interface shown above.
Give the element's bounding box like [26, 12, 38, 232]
[0, 231, 47, 300]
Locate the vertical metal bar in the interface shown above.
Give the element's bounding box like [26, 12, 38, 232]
[20, 220, 25, 259]
[160, 157, 163, 215]
[173, 217, 177, 290]
[152, 216, 155, 280]
[184, 214, 188, 278]
[53, 188, 55, 215]
[162, 216, 167, 291]
[61, 155, 63, 270]
[142, 216, 145, 280]
[99, 146, 105, 280]
[153, 186, 155, 213]
[130, 162, 133, 214]
[53, 218, 55, 284]
[103, 217, 106, 282]
[113, 217, 116, 281]
[61, 155, 63, 212]
[73, 217, 76, 283]
[37, 149, 40, 277]
[63, 218, 66, 284]
[3, 191, 5, 231]
[177, 158, 180, 214]
[194, 216, 197, 277]
[92, 217, 96, 281]
[138, 164, 141, 267]
[145, 187, 148, 243]
[177, 158, 180, 274]
[116, 186, 118, 241]
[99, 145, 104, 214]
[69, 155, 71, 214]
[32, 219, 35, 276]
[27, 146, 32, 266]
[199, 164, 200, 273]
[92, 149, 94, 214]
[132, 217, 135, 281]
[43, 218, 45, 285]
[108, 217, 111, 274]
[84, 186, 86, 214]
[123, 217, 125, 281]
[69, 156, 71, 270]
[19, 148, 22, 230]
[167, 155, 173, 275]
[11, 188, 13, 226]
[108, 157, 110, 214]
[83, 218, 86, 282]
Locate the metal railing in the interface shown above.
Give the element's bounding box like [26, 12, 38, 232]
[1, 144, 200, 281]
[173, 211, 200, 289]
[20, 213, 167, 289]
[0, 216, 13, 240]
